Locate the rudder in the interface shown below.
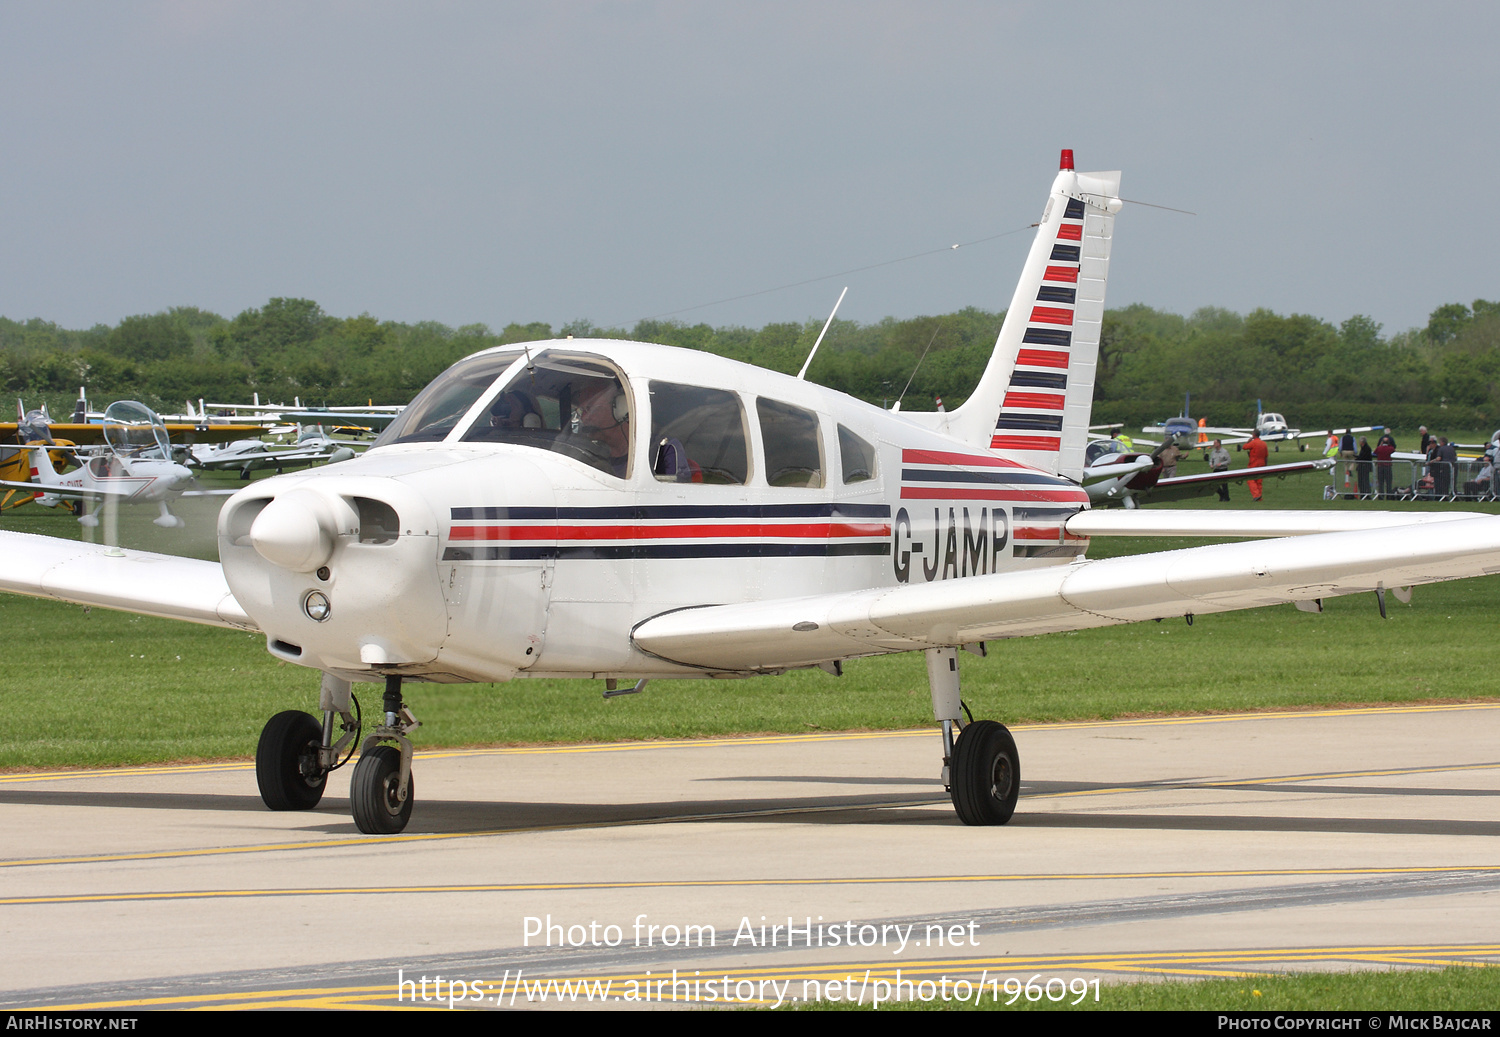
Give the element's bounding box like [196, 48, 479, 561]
[945, 151, 1121, 482]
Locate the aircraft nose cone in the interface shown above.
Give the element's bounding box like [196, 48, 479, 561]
[249, 490, 340, 571]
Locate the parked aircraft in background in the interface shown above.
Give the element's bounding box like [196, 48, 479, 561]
[201, 398, 404, 437]
[57, 388, 269, 442]
[1220, 404, 1382, 453]
[190, 427, 360, 479]
[2, 153, 1498, 839]
[1142, 395, 1223, 446]
[1081, 438, 1333, 508]
[1144, 401, 1384, 455]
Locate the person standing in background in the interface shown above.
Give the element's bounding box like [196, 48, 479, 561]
[1246, 430, 1269, 502]
[1208, 439, 1232, 501]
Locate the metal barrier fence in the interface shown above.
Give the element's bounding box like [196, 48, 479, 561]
[1325, 459, 1497, 501]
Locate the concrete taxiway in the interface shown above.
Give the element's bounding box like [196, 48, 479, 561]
[2, 702, 1498, 1010]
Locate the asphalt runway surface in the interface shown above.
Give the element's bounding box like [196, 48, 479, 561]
[2, 703, 1498, 1011]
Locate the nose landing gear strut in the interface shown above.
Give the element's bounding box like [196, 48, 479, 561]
[351, 674, 420, 834]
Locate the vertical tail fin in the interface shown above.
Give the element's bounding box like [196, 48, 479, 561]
[946, 151, 1121, 481]
[28, 444, 60, 480]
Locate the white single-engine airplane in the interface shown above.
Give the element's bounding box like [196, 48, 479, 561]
[3, 152, 1498, 835]
[0, 401, 200, 528]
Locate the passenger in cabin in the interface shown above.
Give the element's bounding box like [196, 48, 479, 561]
[489, 391, 542, 429]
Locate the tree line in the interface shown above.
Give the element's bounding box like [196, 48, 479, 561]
[1, 297, 1497, 433]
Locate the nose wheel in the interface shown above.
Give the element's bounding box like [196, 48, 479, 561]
[351, 674, 420, 834]
[351, 745, 414, 834]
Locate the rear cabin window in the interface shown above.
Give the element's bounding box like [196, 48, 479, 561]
[648, 382, 749, 484]
[838, 424, 877, 484]
[757, 398, 824, 488]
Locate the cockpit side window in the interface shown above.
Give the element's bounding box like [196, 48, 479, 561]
[460, 354, 633, 479]
[648, 382, 748, 485]
[757, 398, 824, 488]
[374, 351, 521, 446]
[837, 424, 877, 484]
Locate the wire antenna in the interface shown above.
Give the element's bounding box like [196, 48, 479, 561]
[796, 287, 848, 381]
[893, 325, 943, 412]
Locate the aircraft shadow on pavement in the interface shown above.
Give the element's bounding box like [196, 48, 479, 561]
[1013, 812, 1500, 838]
[0, 789, 269, 812]
[0, 787, 953, 833]
[1028, 777, 1500, 798]
[6, 779, 1495, 838]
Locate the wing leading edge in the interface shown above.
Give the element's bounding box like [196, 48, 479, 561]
[631, 516, 1500, 672]
[0, 532, 254, 630]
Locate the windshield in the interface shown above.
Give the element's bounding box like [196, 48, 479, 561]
[103, 401, 172, 460]
[373, 351, 522, 446]
[458, 353, 633, 478]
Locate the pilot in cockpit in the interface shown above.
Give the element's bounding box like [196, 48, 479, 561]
[572, 380, 631, 477]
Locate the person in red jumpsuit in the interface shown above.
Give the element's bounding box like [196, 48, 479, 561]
[1245, 429, 1269, 501]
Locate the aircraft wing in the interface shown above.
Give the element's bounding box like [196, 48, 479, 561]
[191, 445, 347, 469]
[0, 479, 122, 501]
[631, 516, 1500, 672]
[272, 410, 401, 430]
[0, 423, 265, 446]
[0, 532, 254, 629]
[1292, 425, 1382, 441]
[1114, 458, 1333, 506]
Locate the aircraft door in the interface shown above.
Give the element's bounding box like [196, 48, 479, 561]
[431, 457, 556, 681]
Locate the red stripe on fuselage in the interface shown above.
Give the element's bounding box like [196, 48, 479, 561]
[899, 487, 1087, 503]
[990, 435, 1062, 451]
[1055, 222, 1082, 241]
[1013, 525, 1088, 542]
[1042, 265, 1078, 283]
[902, 449, 1023, 469]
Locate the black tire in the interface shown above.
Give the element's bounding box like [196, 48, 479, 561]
[255, 710, 326, 811]
[351, 745, 413, 834]
[949, 720, 1020, 826]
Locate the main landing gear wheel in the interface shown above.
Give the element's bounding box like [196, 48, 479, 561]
[255, 710, 327, 810]
[351, 745, 413, 834]
[949, 720, 1019, 826]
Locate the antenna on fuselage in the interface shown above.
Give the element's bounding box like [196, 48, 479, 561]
[796, 286, 848, 381]
[892, 326, 943, 412]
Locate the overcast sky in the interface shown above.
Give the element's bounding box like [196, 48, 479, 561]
[1, 2, 1493, 338]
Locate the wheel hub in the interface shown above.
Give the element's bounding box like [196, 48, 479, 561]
[989, 754, 1013, 801]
